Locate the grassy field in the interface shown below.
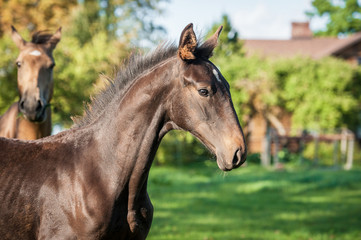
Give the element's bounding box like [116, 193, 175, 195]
[147, 162, 361, 240]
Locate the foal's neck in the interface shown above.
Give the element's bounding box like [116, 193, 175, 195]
[90, 57, 177, 195]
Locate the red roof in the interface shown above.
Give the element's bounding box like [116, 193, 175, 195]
[243, 32, 361, 59]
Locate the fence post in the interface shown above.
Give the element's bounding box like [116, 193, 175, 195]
[273, 129, 280, 168]
[332, 139, 339, 168]
[261, 126, 271, 167]
[299, 130, 307, 164]
[345, 133, 354, 170]
[313, 131, 319, 166]
[340, 129, 347, 164]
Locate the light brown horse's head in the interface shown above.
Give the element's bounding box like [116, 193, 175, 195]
[170, 24, 247, 171]
[11, 26, 61, 122]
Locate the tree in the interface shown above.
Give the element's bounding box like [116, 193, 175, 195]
[215, 53, 359, 130]
[67, 0, 168, 46]
[0, 0, 168, 127]
[207, 15, 287, 140]
[0, 35, 18, 110]
[306, 0, 361, 36]
[0, 0, 77, 37]
[207, 14, 359, 135]
[207, 14, 243, 57]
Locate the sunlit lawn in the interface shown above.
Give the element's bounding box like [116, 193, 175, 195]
[147, 162, 361, 240]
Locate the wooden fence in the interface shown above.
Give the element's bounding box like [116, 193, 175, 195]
[261, 128, 355, 170]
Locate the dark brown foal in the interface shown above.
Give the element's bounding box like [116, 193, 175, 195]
[0, 24, 246, 240]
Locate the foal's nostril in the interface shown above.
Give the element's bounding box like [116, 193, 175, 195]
[232, 148, 242, 167]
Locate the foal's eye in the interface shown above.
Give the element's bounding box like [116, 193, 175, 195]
[16, 62, 21, 68]
[198, 89, 209, 97]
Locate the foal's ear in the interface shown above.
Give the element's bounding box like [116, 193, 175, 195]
[11, 26, 26, 50]
[199, 25, 223, 59]
[47, 27, 62, 50]
[178, 23, 197, 61]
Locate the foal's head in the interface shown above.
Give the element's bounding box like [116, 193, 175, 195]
[170, 24, 247, 171]
[11, 26, 61, 122]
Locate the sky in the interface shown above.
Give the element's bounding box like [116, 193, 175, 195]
[154, 0, 327, 42]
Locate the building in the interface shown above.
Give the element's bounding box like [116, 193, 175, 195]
[244, 22, 361, 64]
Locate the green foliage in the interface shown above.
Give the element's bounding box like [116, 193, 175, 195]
[147, 164, 361, 239]
[207, 14, 243, 57]
[276, 57, 358, 129]
[0, 34, 18, 110]
[52, 30, 129, 126]
[155, 14, 360, 166]
[0, 0, 167, 126]
[245, 153, 261, 164]
[0, 22, 129, 126]
[277, 149, 301, 164]
[155, 131, 212, 165]
[68, 0, 167, 46]
[307, 0, 361, 36]
[213, 54, 359, 131]
[0, 0, 77, 36]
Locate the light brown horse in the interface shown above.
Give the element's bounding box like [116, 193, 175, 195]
[0, 24, 247, 239]
[0, 26, 61, 140]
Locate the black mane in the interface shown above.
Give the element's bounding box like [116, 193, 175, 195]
[72, 36, 214, 128]
[73, 43, 178, 127]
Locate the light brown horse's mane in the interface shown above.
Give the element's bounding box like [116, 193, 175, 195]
[31, 31, 54, 44]
[73, 38, 214, 128]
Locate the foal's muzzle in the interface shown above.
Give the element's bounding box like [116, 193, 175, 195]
[216, 146, 247, 171]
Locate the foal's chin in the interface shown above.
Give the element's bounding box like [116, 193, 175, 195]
[216, 158, 233, 172]
[216, 158, 244, 172]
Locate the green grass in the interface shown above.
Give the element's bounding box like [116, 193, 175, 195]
[147, 162, 361, 240]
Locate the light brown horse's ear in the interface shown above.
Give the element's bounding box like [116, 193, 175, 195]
[11, 26, 26, 50]
[178, 23, 197, 61]
[47, 27, 62, 50]
[199, 25, 223, 59]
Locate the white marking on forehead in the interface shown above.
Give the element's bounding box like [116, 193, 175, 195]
[29, 50, 42, 56]
[213, 69, 222, 83]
